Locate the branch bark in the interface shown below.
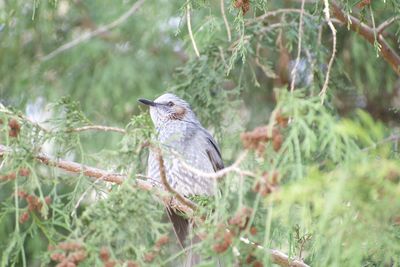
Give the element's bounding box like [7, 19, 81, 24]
[331, 2, 400, 75]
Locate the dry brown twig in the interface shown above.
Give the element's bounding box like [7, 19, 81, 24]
[40, 0, 145, 61]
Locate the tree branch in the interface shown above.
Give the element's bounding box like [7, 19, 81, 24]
[40, 0, 145, 61]
[239, 236, 310, 267]
[71, 125, 126, 134]
[176, 151, 255, 179]
[0, 143, 309, 267]
[0, 144, 190, 214]
[376, 16, 400, 34]
[331, 2, 400, 75]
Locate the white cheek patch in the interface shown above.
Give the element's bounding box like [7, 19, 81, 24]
[150, 107, 170, 126]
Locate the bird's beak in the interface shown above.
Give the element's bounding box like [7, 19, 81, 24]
[138, 98, 156, 107]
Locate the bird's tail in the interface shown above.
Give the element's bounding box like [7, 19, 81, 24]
[166, 207, 189, 248]
[166, 207, 201, 266]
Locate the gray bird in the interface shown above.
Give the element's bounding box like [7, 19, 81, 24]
[138, 93, 224, 248]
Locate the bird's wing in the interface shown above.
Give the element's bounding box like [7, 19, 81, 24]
[201, 128, 224, 171]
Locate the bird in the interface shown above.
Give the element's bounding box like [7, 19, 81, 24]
[138, 93, 224, 252]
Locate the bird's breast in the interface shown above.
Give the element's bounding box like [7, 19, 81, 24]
[149, 125, 216, 196]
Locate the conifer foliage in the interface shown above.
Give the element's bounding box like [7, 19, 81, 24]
[1, 0, 400, 266]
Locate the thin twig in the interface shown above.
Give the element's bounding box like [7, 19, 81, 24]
[239, 236, 310, 267]
[319, 0, 337, 104]
[290, 0, 305, 93]
[220, 0, 232, 42]
[71, 178, 103, 218]
[369, 5, 379, 51]
[248, 9, 314, 25]
[257, 22, 297, 34]
[250, 8, 341, 27]
[186, 3, 200, 58]
[254, 40, 278, 79]
[177, 151, 253, 179]
[1, 105, 126, 135]
[218, 46, 228, 69]
[71, 125, 126, 134]
[376, 16, 400, 34]
[317, 24, 323, 46]
[154, 147, 198, 210]
[362, 134, 400, 151]
[40, 0, 145, 61]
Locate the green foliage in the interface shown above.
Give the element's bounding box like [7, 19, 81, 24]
[1, 0, 400, 266]
[171, 53, 242, 139]
[72, 184, 169, 266]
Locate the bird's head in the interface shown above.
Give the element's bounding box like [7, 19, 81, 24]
[138, 93, 199, 127]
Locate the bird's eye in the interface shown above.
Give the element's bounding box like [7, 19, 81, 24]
[167, 101, 174, 107]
